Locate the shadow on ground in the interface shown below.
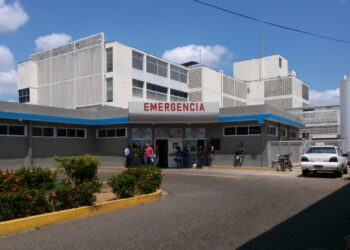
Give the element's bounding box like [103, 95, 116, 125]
[237, 182, 350, 250]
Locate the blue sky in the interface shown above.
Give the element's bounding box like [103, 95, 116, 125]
[0, 0, 349, 105]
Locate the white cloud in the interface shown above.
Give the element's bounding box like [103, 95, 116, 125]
[0, 0, 29, 32]
[309, 88, 340, 106]
[35, 33, 72, 51]
[0, 45, 17, 99]
[162, 44, 232, 68]
[0, 45, 15, 71]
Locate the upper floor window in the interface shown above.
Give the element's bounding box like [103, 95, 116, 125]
[106, 78, 113, 102]
[132, 79, 144, 98]
[170, 65, 187, 83]
[19, 88, 30, 103]
[279, 57, 282, 68]
[132, 51, 144, 70]
[146, 56, 167, 78]
[106, 48, 113, 72]
[170, 89, 188, 102]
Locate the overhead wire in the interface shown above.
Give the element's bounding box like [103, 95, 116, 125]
[193, 0, 350, 45]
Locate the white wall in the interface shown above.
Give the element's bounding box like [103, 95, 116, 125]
[201, 67, 222, 104]
[233, 55, 288, 81]
[17, 61, 38, 89]
[246, 81, 265, 105]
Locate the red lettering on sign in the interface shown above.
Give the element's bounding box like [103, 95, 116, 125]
[170, 103, 175, 111]
[159, 103, 164, 111]
[144, 103, 149, 111]
[190, 103, 195, 111]
[165, 103, 169, 111]
[200, 103, 205, 111]
[176, 103, 181, 111]
[183, 103, 189, 111]
[150, 103, 157, 111]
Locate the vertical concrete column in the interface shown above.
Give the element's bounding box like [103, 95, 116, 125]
[26, 121, 33, 167]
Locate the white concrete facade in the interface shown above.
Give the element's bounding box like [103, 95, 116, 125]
[17, 33, 308, 111]
[234, 55, 309, 109]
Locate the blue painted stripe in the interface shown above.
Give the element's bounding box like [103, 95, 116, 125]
[0, 111, 128, 125]
[218, 113, 304, 127]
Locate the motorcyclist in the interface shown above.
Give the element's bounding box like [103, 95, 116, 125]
[234, 142, 246, 167]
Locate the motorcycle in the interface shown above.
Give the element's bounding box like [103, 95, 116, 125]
[234, 154, 244, 167]
[274, 154, 293, 171]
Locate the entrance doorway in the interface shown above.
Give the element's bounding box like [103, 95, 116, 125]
[156, 139, 168, 168]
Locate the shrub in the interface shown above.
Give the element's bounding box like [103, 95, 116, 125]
[73, 180, 102, 206]
[0, 189, 50, 221]
[50, 181, 78, 210]
[108, 166, 162, 198]
[135, 166, 162, 194]
[0, 169, 20, 193]
[55, 155, 100, 184]
[15, 167, 56, 190]
[108, 171, 136, 198]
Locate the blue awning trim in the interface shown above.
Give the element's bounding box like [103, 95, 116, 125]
[0, 111, 128, 125]
[218, 113, 304, 127]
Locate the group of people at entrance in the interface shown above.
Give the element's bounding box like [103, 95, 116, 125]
[124, 143, 155, 168]
[124, 142, 246, 168]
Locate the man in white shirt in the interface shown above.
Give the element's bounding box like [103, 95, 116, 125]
[124, 145, 131, 168]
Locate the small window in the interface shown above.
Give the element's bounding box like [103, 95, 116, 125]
[97, 128, 126, 138]
[98, 129, 106, 138]
[32, 127, 43, 137]
[132, 51, 144, 70]
[237, 127, 248, 135]
[9, 126, 25, 136]
[106, 48, 113, 72]
[249, 126, 261, 135]
[76, 130, 85, 138]
[107, 129, 116, 137]
[224, 127, 236, 136]
[116, 128, 126, 137]
[67, 129, 76, 137]
[106, 78, 113, 102]
[43, 128, 54, 137]
[18, 88, 30, 103]
[267, 126, 278, 136]
[279, 57, 282, 68]
[57, 129, 67, 137]
[0, 125, 8, 135]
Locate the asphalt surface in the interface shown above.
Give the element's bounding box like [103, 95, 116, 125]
[1, 168, 350, 250]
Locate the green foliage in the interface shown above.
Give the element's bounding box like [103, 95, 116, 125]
[108, 166, 162, 198]
[135, 166, 162, 194]
[108, 171, 136, 198]
[0, 189, 50, 221]
[0, 155, 102, 222]
[54, 155, 100, 184]
[15, 167, 56, 190]
[73, 180, 102, 206]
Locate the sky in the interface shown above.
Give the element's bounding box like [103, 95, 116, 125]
[0, 0, 349, 105]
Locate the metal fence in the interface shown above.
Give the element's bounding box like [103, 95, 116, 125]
[267, 139, 350, 167]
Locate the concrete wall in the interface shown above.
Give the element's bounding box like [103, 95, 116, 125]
[234, 55, 288, 81]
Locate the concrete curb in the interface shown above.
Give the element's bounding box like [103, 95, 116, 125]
[208, 166, 276, 171]
[0, 189, 162, 235]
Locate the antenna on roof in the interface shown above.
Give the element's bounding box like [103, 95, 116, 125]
[260, 31, 264, 81]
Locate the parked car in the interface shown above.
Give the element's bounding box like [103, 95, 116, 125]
[301, 145, 348, 177]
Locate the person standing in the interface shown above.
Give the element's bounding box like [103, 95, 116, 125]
[207, 144, 214, 166]
[144, 143, 154, 165]
[124, 145, 131, 168]
[183, 146, 190, 168]
[132, 144, 140, 167]
[197, 145, 204, 168]
[175, 146, 183, 168]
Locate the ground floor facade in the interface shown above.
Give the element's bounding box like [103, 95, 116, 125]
[0, 101, 303, 168]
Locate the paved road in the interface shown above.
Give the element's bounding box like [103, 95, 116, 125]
[1, 168, 350, 250]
